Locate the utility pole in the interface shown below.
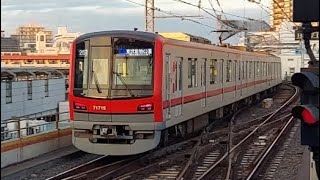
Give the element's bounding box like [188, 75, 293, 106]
[145, 0, 155, 32]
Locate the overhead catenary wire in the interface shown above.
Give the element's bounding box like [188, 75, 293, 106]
[255, 2, 295, 33]
[122, 0, 219, 30]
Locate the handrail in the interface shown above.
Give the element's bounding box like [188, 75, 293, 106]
[1, 110, 71, 142]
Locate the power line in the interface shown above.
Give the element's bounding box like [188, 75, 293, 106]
[250, 1, 294, 33]
[122, 0, 218, 30]
[207, 0, 219, 17]
[257, 2, 297, 31]
[173, 0, 245, 31]
[174, 0, 254, 41]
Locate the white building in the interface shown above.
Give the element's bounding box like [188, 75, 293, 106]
[33, 26, 81, 55]
[278, 22, 319, 80]
[1, 68, 67, 122]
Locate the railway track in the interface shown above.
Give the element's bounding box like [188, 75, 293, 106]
[254, 119, 300, 179]
[45, 84, 299, 180]
[178, 84, 299, 180]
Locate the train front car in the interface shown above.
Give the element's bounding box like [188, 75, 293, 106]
[69, 31, 164, 155]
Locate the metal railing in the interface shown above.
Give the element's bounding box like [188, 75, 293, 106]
[1, 111, 70, 142]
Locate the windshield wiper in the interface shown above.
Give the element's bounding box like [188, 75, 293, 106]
[92, 71, 102, 93]
[113, 71, 135, 97]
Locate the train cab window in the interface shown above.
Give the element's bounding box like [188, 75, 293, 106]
[226, 60, 232, 82]
[188, 58, 197, 88]
[210, 59, 217, 84]
[74, 41, 89, 91]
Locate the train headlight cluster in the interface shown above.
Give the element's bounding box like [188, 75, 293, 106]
[137, 103, 153, 111]
[74, 102, 87, 110]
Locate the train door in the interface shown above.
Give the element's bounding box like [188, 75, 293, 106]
[174, 57, 183, 117]
[165, 53, 171, 120]
[242, 61, 247, 95]
[201, 58, 207, 107]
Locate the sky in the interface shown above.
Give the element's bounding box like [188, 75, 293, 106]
[1, 0, 272, 44]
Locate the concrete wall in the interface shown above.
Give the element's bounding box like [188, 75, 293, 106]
[1, 78, 66, 121]
[1, 128, 72, 168]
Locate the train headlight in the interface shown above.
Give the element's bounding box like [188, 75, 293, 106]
[137, 103, 153, 111]
[74, 102, 87, 110]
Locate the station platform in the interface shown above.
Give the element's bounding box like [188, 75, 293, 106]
[296, 147, 319, 180]
[1, 146, 78, 180]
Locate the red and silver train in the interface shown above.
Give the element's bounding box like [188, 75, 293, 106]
[69, 30, 282, 155]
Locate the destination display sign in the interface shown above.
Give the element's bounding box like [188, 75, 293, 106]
[118, 48, 153, 56]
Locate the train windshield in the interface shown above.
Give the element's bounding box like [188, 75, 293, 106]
[73, 36, 154, 99]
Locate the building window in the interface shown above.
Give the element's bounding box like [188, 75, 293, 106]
[210, 59, 217, 84]
[45, 79, 49, 97]
[226, 60, 232, 82]
[49, 60, 57, 64]
[27, 80, 32, 100]
[289, 67, 295, 74]
[188, 58, 197, 88]
[288, 58, 294, 61]
[40, 35, 44, 41]
[6, 82, 12, 104]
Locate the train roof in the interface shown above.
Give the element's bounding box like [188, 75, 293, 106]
[75, 30, 159, 43]
[75, 30, 279, 59]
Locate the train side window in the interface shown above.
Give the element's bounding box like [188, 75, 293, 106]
[246, 61, 248, 79]
[264, 62, 266, 77]
[249, 61, 252, 78]
[220, 59, 224, 83]
[188, 58, 197, 88]
[235, 60, 238, 81]
[256, 61, 260, 77]
[268, 63, 272, 77]
[172, 60, 178, 93]
[274, 63, 277, 78]
[262, 62, 264, 76]
[210, 59, 217, 84]
[242, 61, 245, 80]
[226, 60, 232, 82]
[239, 61, 242, 80]
[266, 62, 268, 77]
[178, 57, 183, 91]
